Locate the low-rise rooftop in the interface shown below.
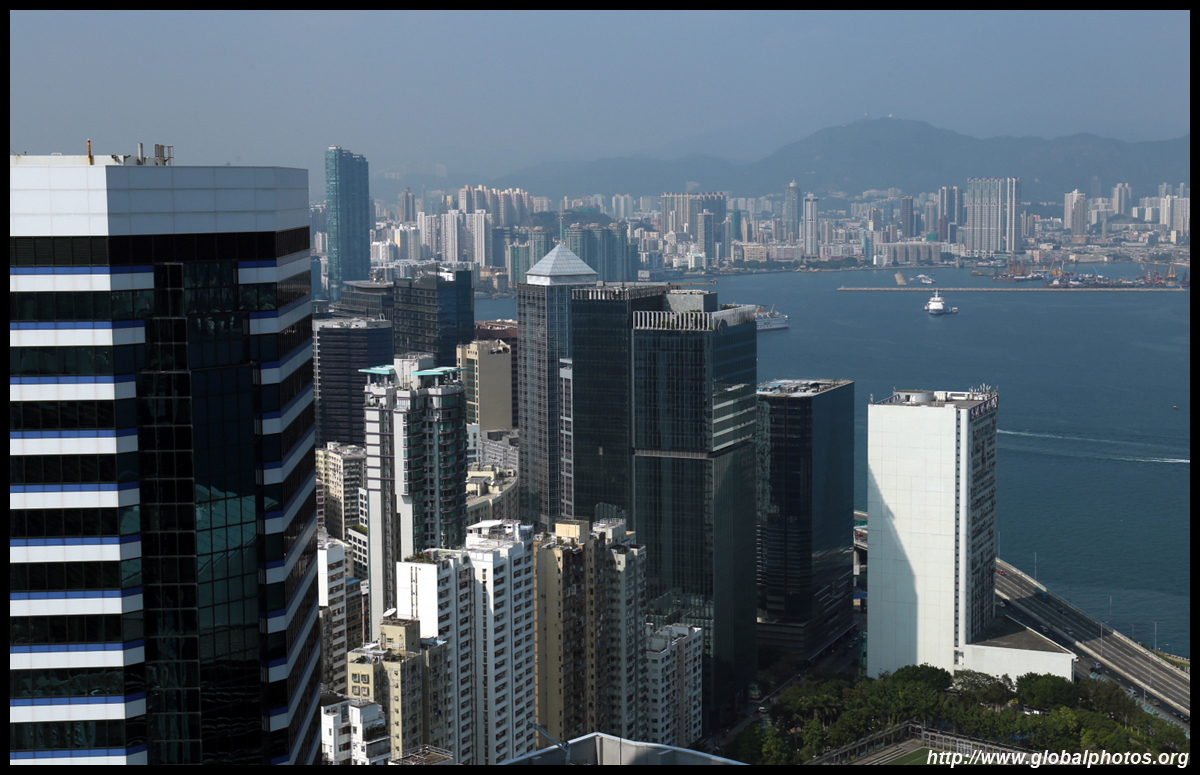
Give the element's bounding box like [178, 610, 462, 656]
[970, 615, 1072, 654]
[757, 378, 851, 396]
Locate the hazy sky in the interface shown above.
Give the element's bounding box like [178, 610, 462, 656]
[10, 10, 1190, 195]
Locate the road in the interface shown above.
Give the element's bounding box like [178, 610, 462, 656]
[995, 559, 1190, 720]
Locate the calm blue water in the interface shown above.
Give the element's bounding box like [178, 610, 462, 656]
[477, 264, 1191, 656]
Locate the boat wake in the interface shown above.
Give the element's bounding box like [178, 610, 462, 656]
[997, 429, 1176, 449]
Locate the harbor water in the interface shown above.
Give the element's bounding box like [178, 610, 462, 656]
[476, 263, 1191, 657]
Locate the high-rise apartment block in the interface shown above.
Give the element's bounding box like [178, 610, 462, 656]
[397, 520, 539, 765]
[803, 193, 819, 255]
[325, 146, 370, 301]
[457, 339, 514, 431]
[517, 245, 599, 529]
[964, 177, 1021, 255]
[644, 624, 704, 748]
[318, 531, 364, 694]
[755, 380, 855, 659]
[392, 270, 474, 367]
[319, 694, 390, 765]
[1064, 189, 1087, 235]
[534, 519, 647, 743]
[1111, 182, 1132, 217]
[660, 192, 726, 238]
[314, 318, 393, 448]
[866, 389, 999, 678]
[362, 356, 466, 637]
[900, 196, 915, 238]
[346, 617, 453, 762]
[315, 442, 366, 541]
[939, 185, 963, 226]
[10, 150, 319, 763]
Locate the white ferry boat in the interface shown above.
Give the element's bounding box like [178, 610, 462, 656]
[755, 305, 789, 331]
[916, 274, 935, 285]
[924, 291, 957, 316]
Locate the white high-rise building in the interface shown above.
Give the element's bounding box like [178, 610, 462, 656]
[1064, 189, 1087, 234]
[362, 356, 466, 639]
[866, 389, 999, 678]
[964, 178, 1021, 254]
[396, 520, 537, 765]
[465, 209, 491, 265]
[440, 210, 461, 261]
[319, 531, 365, 694]
[802, 193, 819, 255]
[1111, 183, 1132, 216]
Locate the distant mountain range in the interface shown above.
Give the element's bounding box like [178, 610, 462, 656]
[480, 118, 1189, 201]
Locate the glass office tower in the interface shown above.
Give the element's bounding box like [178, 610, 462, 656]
[392, 270, 474, 367]
[324, 146, 369, 302]
[568, 284, 668, 522]
[10, 152, 319, 764]
[517, 245, 597, 530]
[631, 295, 758, 730]
[755, 379, 855, 660]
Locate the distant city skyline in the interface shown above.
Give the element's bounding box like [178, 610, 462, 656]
[9, 11, 1190, 192]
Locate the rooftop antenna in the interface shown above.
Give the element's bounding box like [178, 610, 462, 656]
[87, 139, 93, 166]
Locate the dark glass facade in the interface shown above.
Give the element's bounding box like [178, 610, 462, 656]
[313, 319, 393, 447]
[755, 381, 855, 660]
[392, 271, 474, 367]
[325, 147, 370, 302]
[631, 301, 758, 731]
[10, 224, 320, 764]
[569, 286, 666, 522]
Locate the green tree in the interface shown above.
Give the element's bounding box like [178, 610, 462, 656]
[891, 663, 953, 692]
[761, 723, 792, 765]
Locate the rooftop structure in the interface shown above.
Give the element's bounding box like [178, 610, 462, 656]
[501, 732, 745, 766]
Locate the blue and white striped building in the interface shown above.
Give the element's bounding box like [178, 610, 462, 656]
[10, 148, 320, 764]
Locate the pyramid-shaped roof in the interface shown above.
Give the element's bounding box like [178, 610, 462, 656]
[525, 243, 599, 286]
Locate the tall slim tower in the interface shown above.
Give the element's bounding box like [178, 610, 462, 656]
[866, 389, 999, 678]
[632, 295, 758, 729]
[783, 181, 800, 243]
[1111, 183, 1132, 217]
[802, 193, 819, 255]
[10, 150, 319, 763]
[362, 357, 466, 639]
[755, 379, 855, 659]
[900, 196, 915, 238]
[517, 245, 598, 530]
[325, 146, 370, 301]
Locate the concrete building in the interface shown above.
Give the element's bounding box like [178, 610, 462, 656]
[481, 428, 521, 471]
[755, 380, 855, 660]
[396, 520, 538, 765]
[457, 339, 514, 431]
[346, 617, 454, 762]
[802, 193, 820, 255]
[517, 246, 599, 529]
[644, 624, 704, 748]
[9, 148, 319, 763]
[465, 463, 519, 525]
[534, 519, 647, 744]
[964, 178, 1021, 254]
[1111, 182, 1132, 217]
[315, 442, 367, 541]
[319, 693, 390, 765]
[362, 356, 467, 639]
[318, 531, 364, 694]
[1064, 189, 1088, 235]
[866, 389, 999, 678]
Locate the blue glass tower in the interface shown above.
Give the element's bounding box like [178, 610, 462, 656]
[325, 146, 370, 302]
